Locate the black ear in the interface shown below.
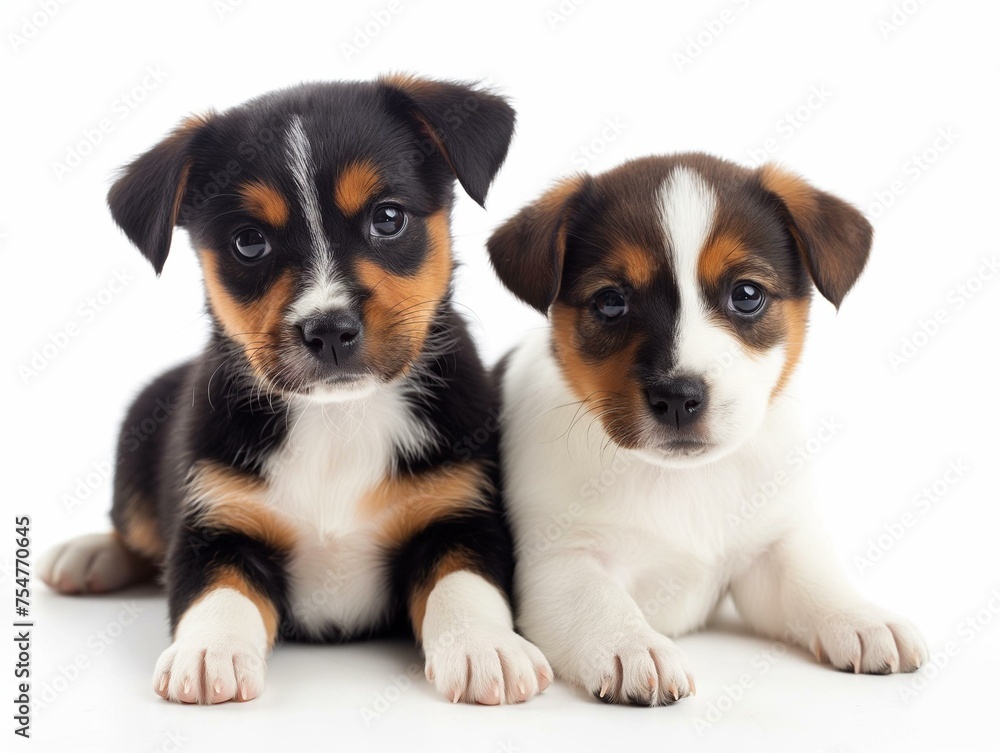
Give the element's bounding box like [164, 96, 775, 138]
[486, 175, 586, 314]
[107, 115, 209, 275]
[758, 164, 873, 309]
[380, 74, 516, 206]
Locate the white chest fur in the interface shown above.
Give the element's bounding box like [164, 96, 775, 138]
[501, 330, 811, 637]
[262, 386, 434, 637]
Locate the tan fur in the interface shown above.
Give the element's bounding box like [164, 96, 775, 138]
[354, 209, 452, 376]
[697, 233, 748, 287]
[118, 506, 165, 561]
[187, 462, 297, 554]
[550, 303, 644, 448]
[611, 242, 657, 287]
[759, 164, 819, 219]
[334, 160, 384, 216]
[381, 72, 434, 95]
[771, 297, 811, 399]
[239, 181, 290, 227]
[198, 251, 295, 377]
[368, 461, 492, 547]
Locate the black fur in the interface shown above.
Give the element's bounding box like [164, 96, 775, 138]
[98, 78, 519, 651]
[166, 521, 291, 631]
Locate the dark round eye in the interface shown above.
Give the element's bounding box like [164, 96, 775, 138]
[593, 288, 628, 320]
[232, 227, 271, 262]
[370, 205, 406, 237]
[729, 282, 765, 315]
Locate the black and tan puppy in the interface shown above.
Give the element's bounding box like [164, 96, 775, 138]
[39, 76, 550, 705]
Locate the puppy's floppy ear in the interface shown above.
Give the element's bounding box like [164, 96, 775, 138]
[487, 175, 587, 314]
[758, 164, 873, 309]
[380, 74, 516, 206]
[107, 115, 210, 275]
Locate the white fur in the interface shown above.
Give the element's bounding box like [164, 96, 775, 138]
[153, 588, 268, 704]
[640, 167, 785, 468]
[422, 571, 551, 704]
[261, 383, 435, 636]
[287, 278, 354, 321]
[285, 116, 352, 319]
[501, 167, 926, 704]
[38, 532, 153, 594]
[264, 387, 550, 702]
[285, 115, 329, 264]
[661, 167, 716, 268]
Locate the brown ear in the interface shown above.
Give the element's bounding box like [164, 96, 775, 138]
[758, 164, 873, 309]
[486, 176, 586, 314]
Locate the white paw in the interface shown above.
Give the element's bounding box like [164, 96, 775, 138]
[810, 609, 926, 674]
[424, 627, 552, 705]
[39, 533, 154, 594]
[153, 636, 267, 704]
[579, 629, 695, 706]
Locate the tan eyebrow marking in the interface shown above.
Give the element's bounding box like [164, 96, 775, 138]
[238, 181, 290, 227]
[334, 160, 384, 216]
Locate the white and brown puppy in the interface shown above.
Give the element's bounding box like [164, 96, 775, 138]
[487, 153, 926, 705]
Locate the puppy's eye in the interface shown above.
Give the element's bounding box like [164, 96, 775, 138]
[370, 205, 406, 237]
[232, 227, 271, 262]
[729, 282, 765, 315]
[593, 288, 628, 320]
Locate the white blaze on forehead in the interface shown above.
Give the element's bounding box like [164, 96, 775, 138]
[285, 115, 351, 320]
[658, 167, 727, 374]
[286, 116, 327, 258]
[656, 166, 787, 451]
[661, 166, 717, 286]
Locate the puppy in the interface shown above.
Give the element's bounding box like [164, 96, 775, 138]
[487, 153, 926, 705]
[39, 76, 551, 705]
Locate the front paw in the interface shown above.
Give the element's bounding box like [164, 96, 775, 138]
[580, 630, 695, 706]
[153, 636, 267, 704]
[424, 628, 552, 705]
[810, 609, 926, 674]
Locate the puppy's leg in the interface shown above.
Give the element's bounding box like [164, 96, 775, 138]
[154, 468, 293, 704]
[39, 532, 156, 594]
[401, 514, 551, 705]
[730, 523, 926, 674]
[154, 526, 286, 704]
[518, 553, 694, 706]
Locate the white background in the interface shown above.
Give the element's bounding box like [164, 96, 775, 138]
[4, 0, 999, 751]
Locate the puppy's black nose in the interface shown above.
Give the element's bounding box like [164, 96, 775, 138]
[647, 377, 706, 428]
[299, 311, 363, 367]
